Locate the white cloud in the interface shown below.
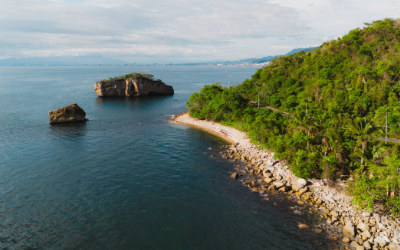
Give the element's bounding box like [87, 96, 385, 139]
[0, 0, 399, 62]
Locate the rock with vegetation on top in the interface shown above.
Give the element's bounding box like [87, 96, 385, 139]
[94, 72, 174, 97]
[48, 103, 88, 124]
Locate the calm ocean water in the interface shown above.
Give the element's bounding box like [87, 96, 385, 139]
[0, 65, 339, 249]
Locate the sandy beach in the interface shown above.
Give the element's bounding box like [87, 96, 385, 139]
[172, 112, 252, 147]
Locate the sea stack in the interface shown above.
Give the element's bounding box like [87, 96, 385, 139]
[94, 73, 174, 97]
[48, 103, 88, 124]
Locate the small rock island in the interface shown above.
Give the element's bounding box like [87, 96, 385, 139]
[48, 103, 88, 124]
[94, 72, 174, 97]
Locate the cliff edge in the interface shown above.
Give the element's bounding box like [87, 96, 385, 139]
[94, 73, 174, 97]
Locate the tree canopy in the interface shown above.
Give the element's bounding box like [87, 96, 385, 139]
[187, 19, 400, 216]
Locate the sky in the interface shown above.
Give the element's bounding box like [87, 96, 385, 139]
[1, 0, 400, 63]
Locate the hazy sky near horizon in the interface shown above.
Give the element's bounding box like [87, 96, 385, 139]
[1, 0, 400, 63]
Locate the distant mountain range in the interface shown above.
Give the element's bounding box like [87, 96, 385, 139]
[212, 47, 318, 66]
[0, 47, 318, 66]
[0, 55, 127, 66]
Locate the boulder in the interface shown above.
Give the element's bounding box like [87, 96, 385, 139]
[363, 241, 372, 250]
[357, 222, 370, 232]
[393, 229, 400, 243]
[362, 212, 371, 217]
[301, 192, 313, 201]
[273, 181, 284, 189]
[264, 177, 274, 184]
[350, 241, 361, 249]
[389, 243, 400, 250]
[298, 187, 308, 195]
[263, 171, 272, 178]
[292, 178, 307, 191]
[231, 172, 239, 179]
[298, 223, 310, 229]
[361, 230, 372, 239]
[375, 234, 390, 247]
[94, 73, 174, 97]
[297, 178, 307, 187]
[48, 104, 88, 124]
[343, 223, 356, 238]
[279, 186, 289, 192]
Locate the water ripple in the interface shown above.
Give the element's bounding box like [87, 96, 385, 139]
[0, 66, 339, 249]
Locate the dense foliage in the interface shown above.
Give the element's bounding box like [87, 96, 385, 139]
[187, 19, 400, 215]
[103, 72, 154, 82]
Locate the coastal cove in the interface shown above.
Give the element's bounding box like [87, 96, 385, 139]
[0, 65, 340, 249]
[172, 113, 400, 249]
[3, 0, 400, 247]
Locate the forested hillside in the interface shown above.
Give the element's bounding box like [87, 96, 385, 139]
[187, 19, 400, 215]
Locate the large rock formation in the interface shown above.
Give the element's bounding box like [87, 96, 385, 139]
[48, 103, 88, 124]
[94, 73, 174, 97]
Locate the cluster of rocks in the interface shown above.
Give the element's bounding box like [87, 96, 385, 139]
[221, 143, 400, 250]
[48, 73, 174, 124]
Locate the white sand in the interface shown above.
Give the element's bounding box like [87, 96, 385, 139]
[172, 112, 253, 148]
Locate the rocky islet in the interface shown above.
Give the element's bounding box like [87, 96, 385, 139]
[49, 73, 173, 124]
[48, 103, 88, 124]
[94, 73, 174, 97]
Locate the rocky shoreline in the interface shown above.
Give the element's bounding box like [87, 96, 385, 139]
[172, 112, 400, 250]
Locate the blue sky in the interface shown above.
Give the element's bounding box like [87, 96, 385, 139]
[1, 0, 400, 63]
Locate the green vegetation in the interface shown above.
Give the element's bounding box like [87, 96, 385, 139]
[187, 19, 400, 216]
[102, 72, 154, 82]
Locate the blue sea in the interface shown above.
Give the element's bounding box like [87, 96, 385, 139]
[0, 65, 339, 249]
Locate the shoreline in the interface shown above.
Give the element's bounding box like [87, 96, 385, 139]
[172, 112, 251, 146]
[172, 112, 400, 249]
